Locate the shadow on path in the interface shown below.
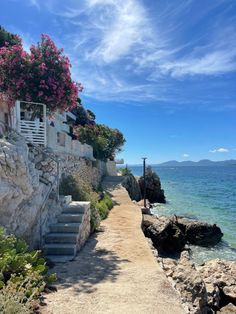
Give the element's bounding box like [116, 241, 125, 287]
[54, 230, 130, 296]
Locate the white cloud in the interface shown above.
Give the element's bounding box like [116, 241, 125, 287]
[209, 148, 229, 153]
[24, 0, 236, 105]
[158, 50, 236, 77]
[183, 154, 189, 158]
[85, 0, 151, 63]
[29, 0, 40, 9]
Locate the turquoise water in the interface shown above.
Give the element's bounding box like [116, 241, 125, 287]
[129, 165, 236, 263]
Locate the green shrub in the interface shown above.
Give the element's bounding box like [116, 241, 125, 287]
[96, 194, 113, 220]
[0, 227, 56, 311]
[103, 194, 113, 210]
[96, 201, 109, 220]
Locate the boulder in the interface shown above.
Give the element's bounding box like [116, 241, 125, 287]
[176, 217, 223, 246]
[197, 259, 236, 310]
[122, 173, 142, 201]
[142, 214, 158, 231]
[169, 251, 209, 314]
[144, 216, 186, 253]
[138, 166, 166, 203]
[219, 303, 236, 313]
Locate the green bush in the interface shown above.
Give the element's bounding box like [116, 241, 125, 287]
[96, 201, 109, 220]
[59, 176, 113, 227]
[96, 194, 113, 220]
[59, 174, 99, 206]
[74, 124, 125, 161]
[103, 194, 113, 210]
[0, 227, 56, 312]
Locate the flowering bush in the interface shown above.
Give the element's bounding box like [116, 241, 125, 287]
[0, 34, 82, 112]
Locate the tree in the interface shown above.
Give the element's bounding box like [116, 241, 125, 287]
[0, 26, 21, 48]
[74, 124, 125, 161]
[0, 33, 81, 112]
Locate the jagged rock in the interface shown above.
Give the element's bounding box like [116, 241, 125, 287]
[139, 166, 166, 203]
[142, 214, 158, 231]
[144, 215, 186, 253]
[122, 173, 142, 201]
[197, 259, 236, 310]
[170, 251, 209, 314]
[219, 303, 236, 313]
[176, 217, 223, 246]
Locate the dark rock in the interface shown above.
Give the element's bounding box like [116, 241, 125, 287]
[144, 216, 186, 253]
[176, 217, 223, 246]
[138, 166, 166, 203]
[141, 207, 151, 215]
[122, 174, 142, 201]
[142, 214, 158, 231]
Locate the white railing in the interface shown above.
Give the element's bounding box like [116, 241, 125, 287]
[19, 120, 47, 146]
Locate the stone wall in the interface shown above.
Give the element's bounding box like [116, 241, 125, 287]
[0, 136, 109, 248]
[106, 160, 117, 176]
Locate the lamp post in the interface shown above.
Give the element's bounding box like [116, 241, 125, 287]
[142, 157, 147, 208]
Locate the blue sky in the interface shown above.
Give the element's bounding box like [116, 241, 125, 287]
[2, 0, 236, 163]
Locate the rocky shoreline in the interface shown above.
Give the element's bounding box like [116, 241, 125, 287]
[121, 166, 236, 312]
[142, 213, 236, 313]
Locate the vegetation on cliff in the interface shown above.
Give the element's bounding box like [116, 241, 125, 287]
[59, 174, 114, 231]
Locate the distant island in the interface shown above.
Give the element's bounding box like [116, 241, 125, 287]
[156, 159, 236, 167]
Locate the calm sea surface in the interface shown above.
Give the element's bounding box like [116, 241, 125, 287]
[128, 165, 236, 264]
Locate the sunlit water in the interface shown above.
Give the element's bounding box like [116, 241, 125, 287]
[128, 165, 236, 264]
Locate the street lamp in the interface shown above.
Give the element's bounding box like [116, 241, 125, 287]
[142, 157, 147, 208]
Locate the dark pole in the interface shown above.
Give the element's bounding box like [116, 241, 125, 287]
[142, 157, 147, 208]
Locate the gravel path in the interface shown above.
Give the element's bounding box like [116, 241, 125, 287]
[42, 182, 185, 314]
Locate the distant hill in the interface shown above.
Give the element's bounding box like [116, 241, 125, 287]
[157, 159, 236, 167]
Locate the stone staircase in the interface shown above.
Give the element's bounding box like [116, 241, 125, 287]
[44, 201, 91, 263]
[102, 175, 125, 190]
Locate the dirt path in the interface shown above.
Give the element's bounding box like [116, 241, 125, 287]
[43, 182, 185, 314]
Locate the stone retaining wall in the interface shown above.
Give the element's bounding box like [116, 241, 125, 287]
[0, 136, 109, 247]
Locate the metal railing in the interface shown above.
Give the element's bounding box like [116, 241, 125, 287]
[0, 119, 60, 248]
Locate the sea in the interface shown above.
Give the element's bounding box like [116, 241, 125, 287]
[128, 165, 236, 264]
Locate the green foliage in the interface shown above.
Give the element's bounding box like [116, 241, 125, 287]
[0, 227, 56, 311]
[103, 194, 113, 210]
[96, 194, 113, 220]
[0, 26, 21, 48]
[59, 174, 99, 209]
[74, 124, 125, 161]
[59, 176, 113, 227]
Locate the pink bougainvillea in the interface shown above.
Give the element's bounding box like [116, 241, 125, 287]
[0, 34, 82, 112]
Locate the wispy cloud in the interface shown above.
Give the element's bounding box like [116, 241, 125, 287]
[20, 0, 236, 107]
[209, 148, 229, 153]
[29, 0, 40, 9]
[183, 153, 190, 158]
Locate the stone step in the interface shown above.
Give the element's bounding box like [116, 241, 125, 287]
[103, 176, 124, 182]
[44, 243, 76, 256]
[63, 201, 90, 214]
[49, 223, 81, 233]
[46, 255, 75, 263]
[45, 233, 78, 244]
[58, 213, 83, 223]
